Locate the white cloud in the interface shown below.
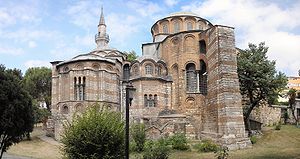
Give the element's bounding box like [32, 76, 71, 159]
[0, 1, 41, 28]
[127, 0, 163, 17]
[182, 0, 300, 76]
[106, 13, 140, 46]
[1, 29, 60, 43]
[66, 1, 100, 30]
[24, 60, 51, 69]
[75, 34, 94, 47]
[28, 41, 37, 48]
[0, 46, 24, 55]
[164, 0, 179, 7]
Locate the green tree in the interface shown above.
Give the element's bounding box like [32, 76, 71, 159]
[130, 123, 146, 152]
[237, 42, 288, 134]
[0, 65, 34, 158]
[61, 104, 125, 159]
[23, 67, 51, 111]
[287, 89, 299, 126]
[124, 50, 138, 62]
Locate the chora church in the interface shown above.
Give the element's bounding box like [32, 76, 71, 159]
[47, 8, 252, 150]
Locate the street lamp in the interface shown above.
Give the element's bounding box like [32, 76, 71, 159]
[125, 83, 135, 159]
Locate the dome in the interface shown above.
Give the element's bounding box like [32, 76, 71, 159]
[167, 12, 198, 17]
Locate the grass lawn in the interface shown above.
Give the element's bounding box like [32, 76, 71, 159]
[6, 125, 300, 159]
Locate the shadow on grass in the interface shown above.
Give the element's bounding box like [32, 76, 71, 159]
[249, 154, 299, 159]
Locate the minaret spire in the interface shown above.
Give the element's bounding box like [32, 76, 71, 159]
[99, 6, 105, 26]
[95, 6, 109, 49]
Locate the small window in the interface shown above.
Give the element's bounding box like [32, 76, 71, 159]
[187, 22, 193, 30]
[145, 64, 153, 75]
[163, 24, 168, 33]
[64, 66, 69, 72]
[62, 105, 69, 114]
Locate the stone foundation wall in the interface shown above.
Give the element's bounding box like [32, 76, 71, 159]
[250, 104, 281, 126]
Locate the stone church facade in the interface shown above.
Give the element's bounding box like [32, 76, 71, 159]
[49, 9, 251, 149]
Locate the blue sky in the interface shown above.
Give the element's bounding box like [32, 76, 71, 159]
[0, 0, 299, 76]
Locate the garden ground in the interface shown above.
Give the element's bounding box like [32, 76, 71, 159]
[6, 125, 300, 159]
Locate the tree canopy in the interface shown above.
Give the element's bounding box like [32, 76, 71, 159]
[124, 50, 138, 62]
[237, 42, 288, 133]
[23, 67, 52, 110]
[287, 88, 299, 126]
[0, 65, 34, 158]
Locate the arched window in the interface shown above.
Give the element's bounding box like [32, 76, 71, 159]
[186, 63, 197, 92]
[83, 77, 86, 100]
[145, 64, 153, 75]
[199, 40, 206, 54]
[149, 95, 154, 107]
[174, 21, 180, 33]
[199, 60, 207, 95]
[123, 64, 130, 81]
[64, 66, 69, 72]
[154, 94, 158, 107]
[74, 77, 77, 100]
[187, 22, 193, 30]
[144, 94, 148, 107]
[157, 66, 162, 76]
[62, 105, 69, 114]
[75, 76, 86, 100]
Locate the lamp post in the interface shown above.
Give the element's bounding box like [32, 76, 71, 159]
[125, 83, 135, 159]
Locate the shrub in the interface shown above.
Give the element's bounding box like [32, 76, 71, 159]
[131, 123, 146, 152]
[250, 136, 257, 144]
[275, 123, 281, 130]
[143, 138, 170, 159]
[61, 104, 125, 159]
[168, 133, 190, 150]
[214, 146, 229, 159]
[194, 139, 219, 152]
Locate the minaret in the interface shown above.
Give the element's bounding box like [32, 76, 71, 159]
[95, 7, 109, 49]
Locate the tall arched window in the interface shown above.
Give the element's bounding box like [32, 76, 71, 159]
[74, 77, 77, 100]
[83, 77, 86, 100]
[78, 77, 82, 100]
[187, 22, 193, 30]
[75, 76, 86, 100]
[199, 40, 206, 54]
[174, 21, 180, 33]
[123, 64, 130, 81]
[199, 60, 207, 95]
[144, 94, 148, 107]
[186, 63, 197, 92]
[154, 94, 158, 107]
[145, 64, 153, 75]
[163, 24, 168, 33]
[149, 94, 154, 107]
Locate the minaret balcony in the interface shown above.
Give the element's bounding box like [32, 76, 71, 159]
[95, 33, 109, 42]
